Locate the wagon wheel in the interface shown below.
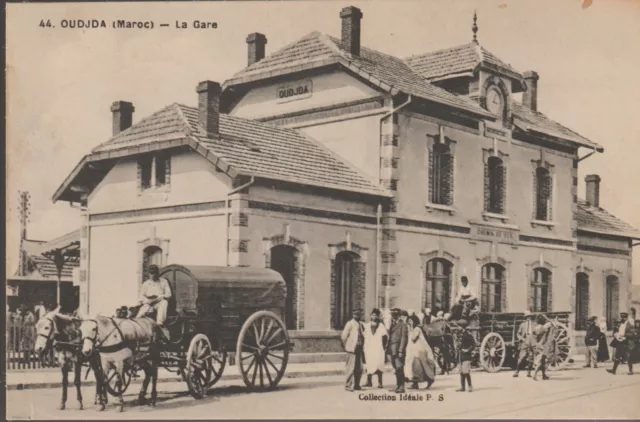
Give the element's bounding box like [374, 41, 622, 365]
[208, 348, 227, 387]
[236, 310, 290, 391]
[547, 322, 572, 371]
[105, 367, 132, 397]
[185, 334, 214, 399]
[480, 332, 506, 373]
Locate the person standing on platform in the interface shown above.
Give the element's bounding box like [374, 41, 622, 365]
[386, 308, 408, 393]
[455, 319, 476, 392]
[363, 308, 387, 388]
[514, 311, 536, 377]
[584, 316, 601, 368]
[341, 308, 365, 392]
[608, 312, 632, 375]
[625, 319, 639, 375]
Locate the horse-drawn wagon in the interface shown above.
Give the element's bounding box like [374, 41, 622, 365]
[424, 310, 573, 374]
[106, 264, 292, 400]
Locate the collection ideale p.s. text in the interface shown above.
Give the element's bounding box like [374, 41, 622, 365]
[39, 19, 218, 30]
[358, 392, 445, 402]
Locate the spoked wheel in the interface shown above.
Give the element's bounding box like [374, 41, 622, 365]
[185, 334, 214, 399]
[480, 332, 506, 373]
[208, 348, 227, 388]
[236, 311, 290, 391]
[547, 322, 573, 371]
[105, 367, 132, 397]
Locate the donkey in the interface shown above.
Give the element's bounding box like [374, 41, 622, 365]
[80, 315, 160, 412]
[34, 309, 104, 410]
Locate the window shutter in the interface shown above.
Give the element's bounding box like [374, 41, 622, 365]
[441, 153, 453, 205]
[164, 154, 171, 186]
[501, 268, 507, 312]
[532, 171, 538, 220]
[428, 149, 434, 203]
[527, 269, 534, 312]
[137, 161, 143, 192]
[483, 161, 490, 212]
[498, 161, 506, 214]
[547, 271, 553, 312]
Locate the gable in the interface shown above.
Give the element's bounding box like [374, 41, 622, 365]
[229, 70, 381, 120]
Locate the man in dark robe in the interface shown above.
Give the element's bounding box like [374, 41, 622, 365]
[386, 308, 408, 393]
[584, 316, 600, 368]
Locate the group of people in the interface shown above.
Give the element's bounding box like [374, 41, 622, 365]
[512, 310, 561, 380]
[341, 306, 478, 394]
[586, 308, 640, 375]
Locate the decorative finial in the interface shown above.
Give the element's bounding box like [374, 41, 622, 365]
[472, 11, 478, 43]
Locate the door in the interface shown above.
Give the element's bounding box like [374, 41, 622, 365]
[270, 245, 297, 330]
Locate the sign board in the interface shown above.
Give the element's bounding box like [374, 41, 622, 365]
[470, 223, 519, 245]
[276, 79, 313, 104]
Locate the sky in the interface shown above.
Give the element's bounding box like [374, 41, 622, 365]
[6, 0, 640, 283]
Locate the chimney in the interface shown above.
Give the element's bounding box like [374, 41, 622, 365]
[340, 6, 363, 57]
[585, 174, 601, 208]
[246, 33, 267, 66]
[196, 80, 221, 137]
[110, 101, 135, 136]
[523, 71, 539, 111]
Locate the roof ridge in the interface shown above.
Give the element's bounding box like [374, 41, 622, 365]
[404, 42, 473, 61]
[231, 30, 328, 77]
[91, 103, 180, 152]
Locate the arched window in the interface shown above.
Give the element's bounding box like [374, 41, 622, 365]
[424, 259, 452, 313]
[485, 156, 506, 214]
[605, 275, 619, 330]
[535, 167, 552, 221]
[430, 143, 454, 206]
[142, 246, 162, 282]
[333, 252, 358, 330]
[481, 264, 505, 312]
[270, 245, 298, 330]
[575, 273, 589, 330]
[531, 268, 551, 312]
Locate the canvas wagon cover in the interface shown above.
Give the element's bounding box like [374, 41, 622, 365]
[160, 264, 287, 313]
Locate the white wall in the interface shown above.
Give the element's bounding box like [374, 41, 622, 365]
[88, 215, 227, 316]
[230, 71, 380, 120]
[89, 150, 230, 214]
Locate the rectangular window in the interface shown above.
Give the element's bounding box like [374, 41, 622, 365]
[429, 144, 454, 206]
[139, 156, 153, 190]
[138, 153, 171, 191]
[535, 167, 552, 221]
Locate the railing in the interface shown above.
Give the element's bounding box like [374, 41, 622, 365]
[6, 322, 58, 370]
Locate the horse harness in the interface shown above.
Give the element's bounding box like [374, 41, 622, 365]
[83, 317, 149, 355]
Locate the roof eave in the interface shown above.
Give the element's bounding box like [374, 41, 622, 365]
[513, 119, 604, 152]
[577, 228, 640, 241]
[222, 58, 339, 91]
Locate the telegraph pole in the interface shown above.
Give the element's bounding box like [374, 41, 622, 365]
[17, 191, 31, 276]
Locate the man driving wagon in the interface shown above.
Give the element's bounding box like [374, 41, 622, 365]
[137, 264, 172, 339]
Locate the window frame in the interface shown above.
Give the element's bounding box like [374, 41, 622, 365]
[138, 152, 171, 194]
[531, 267, 552, 313]
[424, 258, 453, 313]
[481, 263, 505, 313]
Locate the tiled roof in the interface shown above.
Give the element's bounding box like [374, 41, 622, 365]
[576, 199, 640, 239]
[511, 103, 603, 151]
[226, 32, 492, 118]
[92, 103, 389, 197]
[28, 254, 77, 279]
[405, 42, 523, 83]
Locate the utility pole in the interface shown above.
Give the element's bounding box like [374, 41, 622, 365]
[17, 191, 31, 276]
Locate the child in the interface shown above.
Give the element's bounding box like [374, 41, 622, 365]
[456, 319, 476, 392]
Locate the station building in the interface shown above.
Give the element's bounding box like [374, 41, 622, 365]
[53, 6, 639, 350]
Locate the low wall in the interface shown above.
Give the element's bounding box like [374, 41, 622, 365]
[289, 330, 344, 353]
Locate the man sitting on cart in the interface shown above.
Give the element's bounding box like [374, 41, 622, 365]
[451, 277, 478, 320]
[138, 265, 172, 339]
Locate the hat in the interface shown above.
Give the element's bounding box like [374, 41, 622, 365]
[437, 311, 444, 317]
[523, 310, 532, 317]
[457, 319, 468, 327]
[620, 311, 629, 317]
[400, 310, 409, 317]
[588, 316, 598, 322]
[391, 308, 401, 314]
[148, 264, 160, 273]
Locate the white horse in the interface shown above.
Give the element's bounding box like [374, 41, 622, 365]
[80, 315, 160, 412]
[34, 308, 103, 410]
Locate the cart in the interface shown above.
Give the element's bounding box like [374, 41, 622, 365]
[105, 264, 292, 399]
[446, 311, 573, 373]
